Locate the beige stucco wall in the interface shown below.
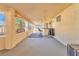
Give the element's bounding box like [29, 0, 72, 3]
[52, 4, 79, 46]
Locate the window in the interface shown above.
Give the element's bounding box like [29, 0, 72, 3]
[0, 11, 6, 36]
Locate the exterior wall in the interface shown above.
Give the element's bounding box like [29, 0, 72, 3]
[52, 4, 79, 46]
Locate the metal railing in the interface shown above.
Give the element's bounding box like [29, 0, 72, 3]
[67, 44, 79, 56]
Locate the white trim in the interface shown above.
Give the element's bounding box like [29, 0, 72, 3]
[54, 36, 67, 46]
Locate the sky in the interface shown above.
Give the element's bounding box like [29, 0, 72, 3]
[0, 12, 6, 25]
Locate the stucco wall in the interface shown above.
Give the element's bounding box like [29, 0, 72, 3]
[52, 4, 79, 46]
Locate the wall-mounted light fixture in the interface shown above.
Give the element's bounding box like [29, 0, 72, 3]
[56, 15, 61, 22]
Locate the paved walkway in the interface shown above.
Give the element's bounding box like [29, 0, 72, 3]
[0, 33, 67, 56]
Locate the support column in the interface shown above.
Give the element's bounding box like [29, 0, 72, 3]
[5, 8, 16, 49]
